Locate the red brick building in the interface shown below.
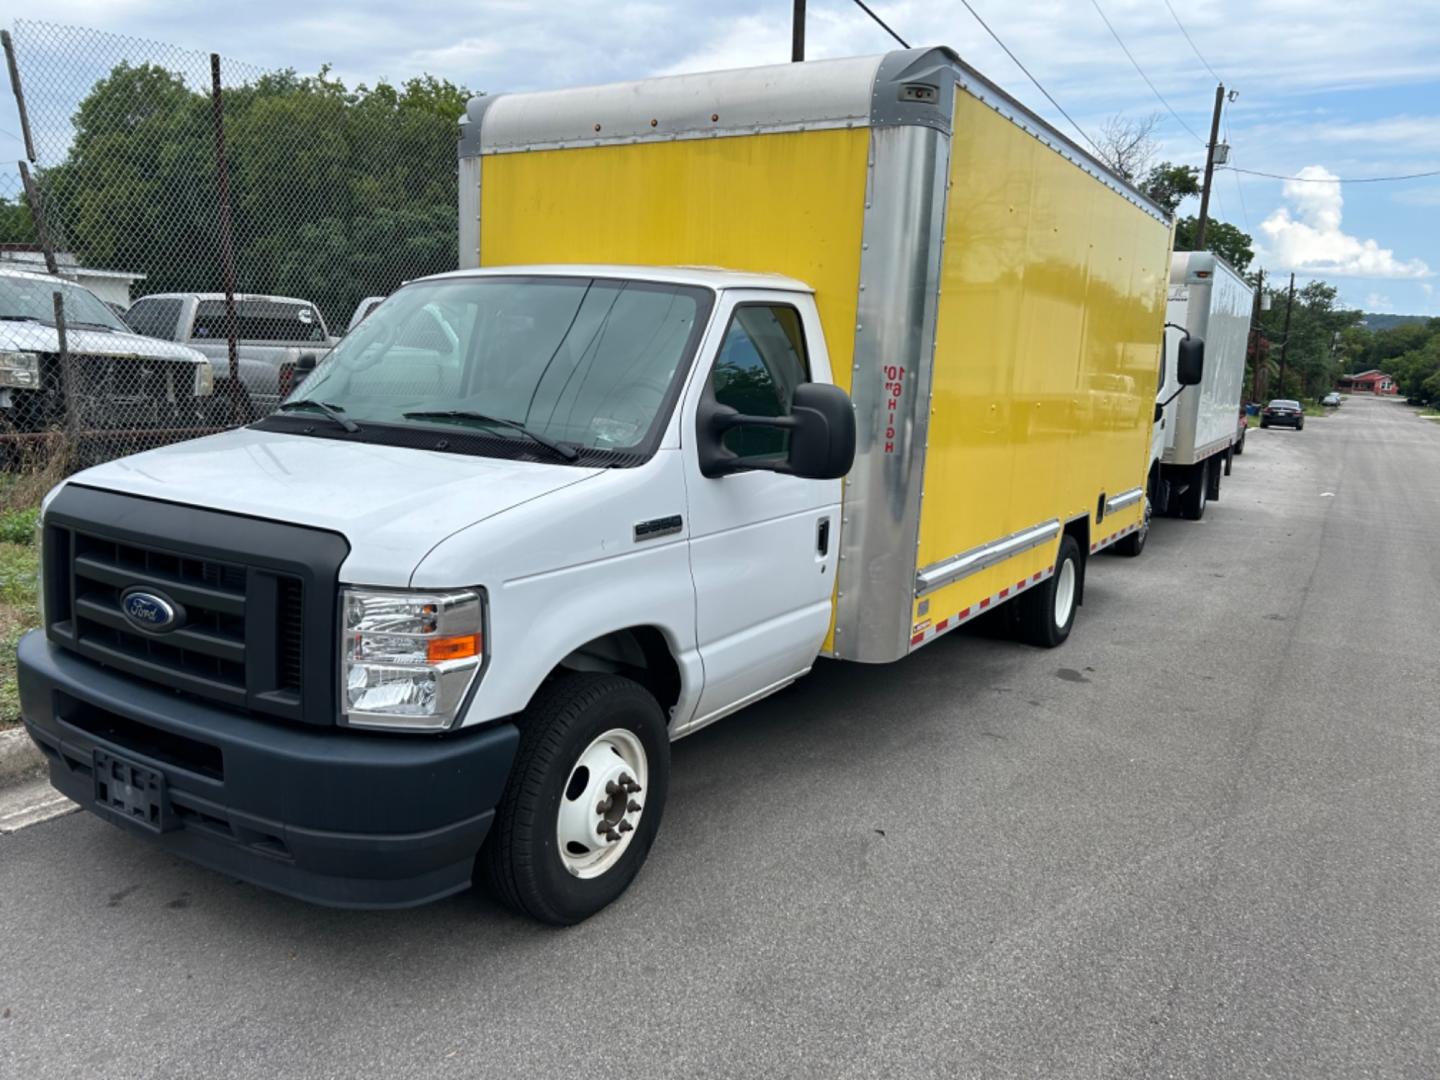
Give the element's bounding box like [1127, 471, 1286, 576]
[1337, 370, 1399, 395]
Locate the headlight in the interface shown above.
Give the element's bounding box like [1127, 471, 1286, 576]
[194, 362, 215, 397]
[341, 588, 484, 731]
[0, 350, 40, 389]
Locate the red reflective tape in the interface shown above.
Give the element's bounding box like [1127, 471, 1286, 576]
[958, 607, 971, 618]
[979, 597, 991, 609]
[937, 618, 950, 631]
[910, 632, 925, 646]
[1016, 579, 1025, 590]
[999, 588, 1010, 599]
[1032, 572, 1042, 582]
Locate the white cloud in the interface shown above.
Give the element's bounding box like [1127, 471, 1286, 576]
[1365, 292, 1394, 311]
[1259, 166, 1430, 279]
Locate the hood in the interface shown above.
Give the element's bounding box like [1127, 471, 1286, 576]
[66, 426, 603, 585]
[0, 323, 208, 364]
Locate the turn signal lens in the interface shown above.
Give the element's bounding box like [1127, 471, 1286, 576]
[426, 633, 481, 663]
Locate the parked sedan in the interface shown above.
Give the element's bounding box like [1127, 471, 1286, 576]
[1321, 391, 1342, 407]
[1260, 399, 1305, 430]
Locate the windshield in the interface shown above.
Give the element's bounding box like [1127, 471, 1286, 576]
[288, 276, 713, 457]
[0, 274, 129, 332]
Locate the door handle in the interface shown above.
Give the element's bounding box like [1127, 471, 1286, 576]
[817, 517, 831, 556]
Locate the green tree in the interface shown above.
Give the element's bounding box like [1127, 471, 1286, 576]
[1257, 280, 1363, 399]
[36, 60, 472, 330]
[1174, 216, 1254, 274]
[0, 194, 34, 244]
[1141, 162, 1200, 216]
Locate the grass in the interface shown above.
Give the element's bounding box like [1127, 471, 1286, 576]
[0, 461, 57, 731]
[0, 538, 39, 731]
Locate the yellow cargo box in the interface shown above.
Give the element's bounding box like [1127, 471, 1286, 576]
[458, 47, 1172, 664]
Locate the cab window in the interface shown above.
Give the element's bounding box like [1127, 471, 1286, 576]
[708, 304, 810, 458]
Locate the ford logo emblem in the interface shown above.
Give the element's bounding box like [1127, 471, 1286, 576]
[120, 588, 183, 633]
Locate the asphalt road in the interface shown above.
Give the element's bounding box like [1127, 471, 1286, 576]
[3, 396, 1438, 1079]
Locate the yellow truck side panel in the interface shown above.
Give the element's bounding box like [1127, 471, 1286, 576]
[914, 93, 1169, 633]
[476, 129, 870, 397]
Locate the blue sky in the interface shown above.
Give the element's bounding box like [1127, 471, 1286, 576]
[5, 0, 1438, 315]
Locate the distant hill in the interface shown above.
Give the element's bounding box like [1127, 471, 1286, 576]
[1361, 313, 1436, 332]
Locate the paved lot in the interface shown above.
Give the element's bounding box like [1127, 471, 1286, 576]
[3, 396, 1438, 1079]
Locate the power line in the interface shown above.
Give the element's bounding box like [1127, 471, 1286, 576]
[1087, 0, 1205, 144]
[956, 0, 1102, 157]
[1221, 165, 1440, 184]
[1161, 0, 1222, 82]
[849, 0, 909, 48]
[1227, 149, 1253, 233]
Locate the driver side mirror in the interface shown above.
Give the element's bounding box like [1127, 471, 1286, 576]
[698, 382, 857, 480]
[1177, 337, 1204, 386]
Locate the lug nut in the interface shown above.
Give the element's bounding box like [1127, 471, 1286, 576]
[627, 800, 642, 813]
[606, 781, 622, 797]
[617, 820, 633, 833]
[625, 781, 641, 794]
[596, 801, 608, 815]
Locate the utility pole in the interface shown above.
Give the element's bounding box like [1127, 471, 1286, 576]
[1277, 272, 1296, 398]
[1195, 83, 1227, 250]
[792, 0, 805, 61]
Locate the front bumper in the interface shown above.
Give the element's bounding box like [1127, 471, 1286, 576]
[17, 631, 519, 909]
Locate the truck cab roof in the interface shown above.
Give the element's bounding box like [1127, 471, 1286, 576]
[419, 264, 815, 295]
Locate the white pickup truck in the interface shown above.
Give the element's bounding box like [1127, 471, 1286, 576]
[123, 291, 337, 420]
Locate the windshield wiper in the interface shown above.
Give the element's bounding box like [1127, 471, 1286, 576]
[277, 399, 360, 433]
[402, 409, 579, 462]
[0, 315, 45, 323]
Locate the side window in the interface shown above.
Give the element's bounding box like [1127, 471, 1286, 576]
[124, 298, 182, 340]
[709, 305, 810, 458]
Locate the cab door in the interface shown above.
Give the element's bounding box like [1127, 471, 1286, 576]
[680, 292, 841, 731]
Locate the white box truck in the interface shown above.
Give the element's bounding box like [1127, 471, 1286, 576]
[19, 48, 1198, 923]
[1141, 252, 1254, 525]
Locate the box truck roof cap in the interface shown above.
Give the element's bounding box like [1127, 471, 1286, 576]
[420, 264, 813, 295]
[457, 46, 1166, 222]
[1171, 250, 1250, 288]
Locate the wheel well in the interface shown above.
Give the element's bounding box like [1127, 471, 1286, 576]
[554, 626, 682, 720]
[1063, 514, 1090, 605]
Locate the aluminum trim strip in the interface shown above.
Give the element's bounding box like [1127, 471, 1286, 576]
[1104, 487, 1144, 514]
[831, 123, 951, 662]
[915, 519, 1061, 597]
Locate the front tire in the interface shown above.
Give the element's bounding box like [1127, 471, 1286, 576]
[478, 673, 670, 925]
[1016, 534, 1081, 647]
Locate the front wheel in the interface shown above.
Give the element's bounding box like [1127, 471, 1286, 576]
[478, 673, 670, 924]
[1016, 534, 1081, 647]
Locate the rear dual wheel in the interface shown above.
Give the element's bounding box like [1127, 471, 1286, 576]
[1016, 534, 1081, 648]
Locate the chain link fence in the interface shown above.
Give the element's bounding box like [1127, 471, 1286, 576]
[0, 19, 465, 494]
